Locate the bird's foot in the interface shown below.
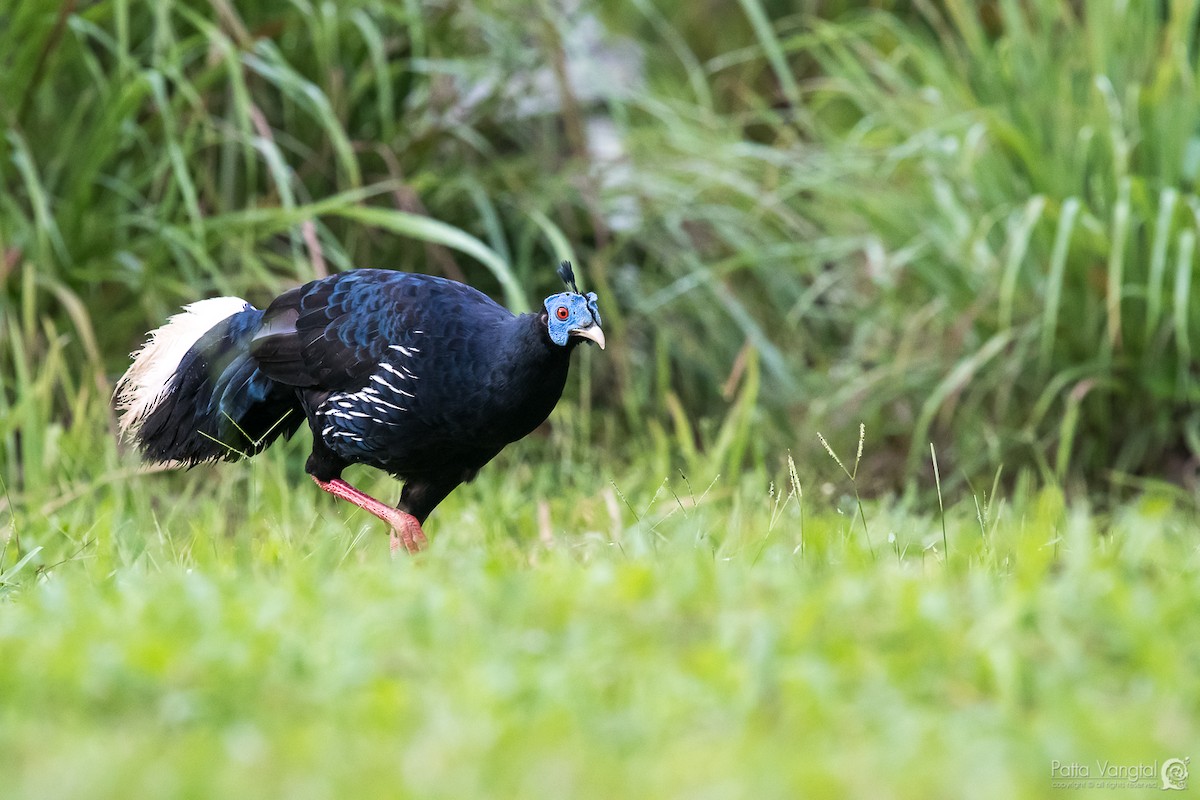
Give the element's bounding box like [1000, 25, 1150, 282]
[389, 516, 428, 556]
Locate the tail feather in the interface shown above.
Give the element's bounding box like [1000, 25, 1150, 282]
[115, 297, 302, 465]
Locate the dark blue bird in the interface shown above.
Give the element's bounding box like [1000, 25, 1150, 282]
[116, 263, 604, 552]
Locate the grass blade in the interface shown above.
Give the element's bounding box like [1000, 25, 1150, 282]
[1039, 197, 1081, 374]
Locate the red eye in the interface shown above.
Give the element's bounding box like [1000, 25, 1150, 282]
[556, 306, 569, 320]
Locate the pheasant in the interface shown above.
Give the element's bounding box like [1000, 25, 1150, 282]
[116, 262, 604, 553]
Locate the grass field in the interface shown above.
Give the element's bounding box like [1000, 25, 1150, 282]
[4, 1, 1200, 797]
[3, 432, 1199, 798]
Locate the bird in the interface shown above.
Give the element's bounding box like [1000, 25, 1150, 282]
[115, 261, 604, 553]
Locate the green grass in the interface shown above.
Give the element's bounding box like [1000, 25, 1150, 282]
[3, 438, 1199, 798]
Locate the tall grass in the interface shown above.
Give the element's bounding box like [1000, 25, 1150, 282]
[0, 0, 823, 501]
[3, 0, 1199, 498]
[0, 0, 610, 498]
[783, 1, 1200, 485]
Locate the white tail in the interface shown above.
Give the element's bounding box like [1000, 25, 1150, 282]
[115, 296, 249, 442]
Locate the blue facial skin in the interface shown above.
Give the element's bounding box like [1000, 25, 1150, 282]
[544, 291, 603, 347]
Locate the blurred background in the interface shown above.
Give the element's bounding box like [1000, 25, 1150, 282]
[2, 0, 1199, 505]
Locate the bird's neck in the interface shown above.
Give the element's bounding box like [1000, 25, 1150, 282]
[499, 312, 573, 371]
[478, 313, 572, 440]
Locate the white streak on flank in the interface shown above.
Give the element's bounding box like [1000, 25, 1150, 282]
[322, 426, 334, 436]
[368, 395, 407, 412]
[388, 344, 412, 357]
[333, 389, 377, 403]
[369, 374, 404, 394]
[115, 296, 249, 442]
[372, 369, 416, 398]
[379, 363, 408, 380]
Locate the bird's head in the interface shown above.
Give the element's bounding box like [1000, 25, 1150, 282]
[543, 261, 604, 349]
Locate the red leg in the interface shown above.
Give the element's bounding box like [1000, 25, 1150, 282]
[311, 476, 428, 553]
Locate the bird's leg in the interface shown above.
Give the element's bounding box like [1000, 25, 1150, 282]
[311, 476, 428, 553]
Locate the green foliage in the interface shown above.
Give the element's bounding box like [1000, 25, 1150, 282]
[789, 1, 1200, 482]
[5, 1, 1198, 488]
[1, 0, 557, 328]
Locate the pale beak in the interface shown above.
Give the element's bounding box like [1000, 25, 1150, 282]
[571, 325, 606, 349]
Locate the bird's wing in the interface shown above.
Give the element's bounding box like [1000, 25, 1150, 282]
[249, 269, 509, 390]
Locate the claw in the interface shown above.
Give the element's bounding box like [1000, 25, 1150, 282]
[390, 519, 426, 555]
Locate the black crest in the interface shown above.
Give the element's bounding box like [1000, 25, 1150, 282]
[557, 260, 580, 294]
